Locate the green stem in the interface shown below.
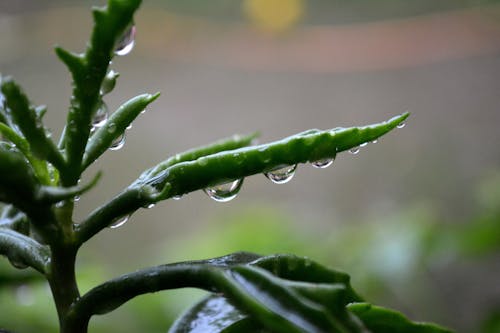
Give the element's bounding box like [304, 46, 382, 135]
[48, 244, 81, 333]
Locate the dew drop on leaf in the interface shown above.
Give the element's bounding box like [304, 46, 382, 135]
[172, 195, 182, 200]
[311, 158, 334, 169]
[264, 164, 297, 184]
[360, 142, 368, 147]
[91, 102, 109, 130]
[109, 133, 125, 151]
[114, 25, 136, 56]
[397, 121, 406, 129]
[107, 123, 116, 134]
[372, 139, 378, 144]
[109, 214, 130, 229]
[204, 178, 244, 202]
[349, 146, 360, 155]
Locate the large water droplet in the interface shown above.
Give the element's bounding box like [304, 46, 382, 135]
[312, 158, 334, 169]
[397, 121, 406, 129]
[349, 146, 360, 155]
[360, 142, 368, 147]
[264, 165, 297, 184]
[91, 103, 109, 130]
[109, 215, 130, 229]
[114, 25, 136, 56]
[109, 133, 125, 151]
[204, 179, 243, 202]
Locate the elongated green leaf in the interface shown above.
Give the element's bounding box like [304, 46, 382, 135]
[0, 228, 50, 274]
[35, 172, 101, 203]
[78, 114, 407, 244]
[82, 93, 159, 169]
[138, 113, 408, 200]
[347, 303, 453, 333]
[0, 78, 64, 170]
[57, 0, 142, 184]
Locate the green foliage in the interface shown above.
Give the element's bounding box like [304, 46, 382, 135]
[0, 0, 452, 332]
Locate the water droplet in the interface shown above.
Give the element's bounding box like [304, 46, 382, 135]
[126, 123, 132, 130]
[114, 25, 136, 56]
[397, 121, 406, 129]
[146, 203, 155, 209]
[204, 178, 243, 202]
[360, 142, 368, 147]
[372, 139, 378, 144]
[74, 195, 80, 202]
[107, 122, 116, 134]
[264, 165, 297, 184]
[349, 146, 360, 155]
[109, 133, 125, 151]
[15, 285, 35, 306]
[311, 158, 334, 169]
[101, 70, 118, 95]
[172, 195, 182, 200]
[109, 215, 130, 229]
[92, 103, 109, 129]
[198, 157, 209, 166]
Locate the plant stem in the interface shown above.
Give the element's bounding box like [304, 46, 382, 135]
[48, 243, 82, 333]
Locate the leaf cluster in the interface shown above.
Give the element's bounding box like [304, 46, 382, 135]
[0, 1, 450, 332]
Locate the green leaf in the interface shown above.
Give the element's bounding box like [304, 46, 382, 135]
[0, 78, 64, 170]
[0, 228, 50, 274]
[137, 113, 408, 200]
[57, 0, 142, 184]
[168, 294, 261, 333]
[0, 123, 51, 185]
[347, 303, 453, 333]
[221, 265, 365, 333]
[82, 93, 159, 170]
[0, 144, 39, 203]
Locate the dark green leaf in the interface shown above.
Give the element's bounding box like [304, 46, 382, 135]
[347, 303, 453, 333]
[82, 93, 159, 170]
[0, 78, 64, 170]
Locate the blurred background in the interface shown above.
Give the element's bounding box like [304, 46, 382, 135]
[1, 0, 500, 332]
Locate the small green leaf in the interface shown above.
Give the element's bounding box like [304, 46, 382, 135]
[0, 78, 65, 170]
[82, 93, 159, 169]
[0, 123, 51, 185]
[35, 172, 101, 203]
[0, 144, 39, 202]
